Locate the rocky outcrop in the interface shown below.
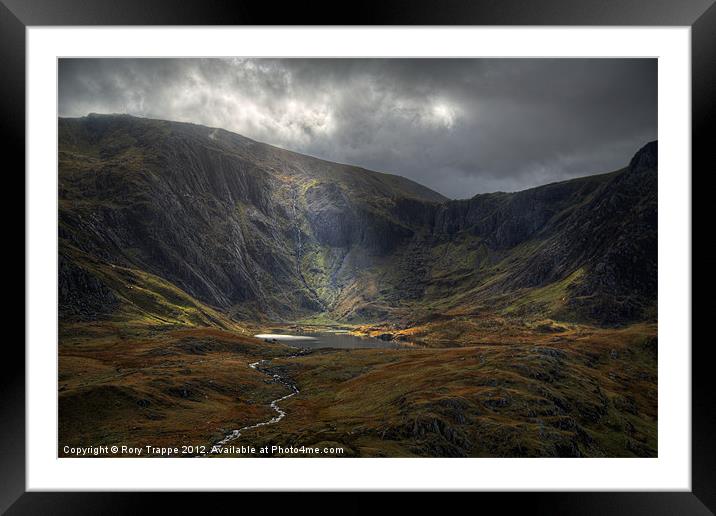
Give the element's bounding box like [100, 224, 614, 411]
[305, 182, 356, 247]
[433, 170, 612, 247]
[58, 254, 118, 320]
[419, 142, 657, 324]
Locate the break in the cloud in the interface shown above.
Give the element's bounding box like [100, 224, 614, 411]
[58, 58, 657, 199]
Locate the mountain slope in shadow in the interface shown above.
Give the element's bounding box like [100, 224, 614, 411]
[59, 114, 656, 330]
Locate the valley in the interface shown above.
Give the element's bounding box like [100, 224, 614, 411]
[58, 114, 658, 457]
[59, 319, 656, 457]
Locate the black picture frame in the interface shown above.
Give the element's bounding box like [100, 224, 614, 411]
[5, 0, 710, 513]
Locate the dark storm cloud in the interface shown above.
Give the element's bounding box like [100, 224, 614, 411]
[58, 58, 657, 198]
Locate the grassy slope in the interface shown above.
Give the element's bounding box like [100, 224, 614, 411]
[61, 245, 239, 330]
[59, 326, 297, 456]
[58, 206, 658, 458]
[218, 324, 656, 457]
[60, 313, 656, 458]
[57, 243, 657, 457]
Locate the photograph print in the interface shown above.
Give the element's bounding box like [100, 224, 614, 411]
[58, 58, 657, 458]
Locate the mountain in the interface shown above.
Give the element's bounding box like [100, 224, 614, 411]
[58, 114, 657, 330]
[58, 114, 658, 458]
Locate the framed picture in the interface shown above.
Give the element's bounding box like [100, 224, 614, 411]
[7, 0, 710, 511]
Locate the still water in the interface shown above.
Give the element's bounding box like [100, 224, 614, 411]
[254, 332, 407, 349]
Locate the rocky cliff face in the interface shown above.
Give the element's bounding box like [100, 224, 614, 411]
[59, 114, 657, 326]
[413, 141, 656, 325]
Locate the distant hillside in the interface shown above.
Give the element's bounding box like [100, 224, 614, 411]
[59, 114, 656, 327]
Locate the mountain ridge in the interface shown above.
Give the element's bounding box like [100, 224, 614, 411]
[58, 114, 657, 329]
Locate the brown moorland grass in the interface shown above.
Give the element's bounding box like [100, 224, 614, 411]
[228, 324, 656, 457]
[59, 317, 656, 458]
[59, 324, 296, 456]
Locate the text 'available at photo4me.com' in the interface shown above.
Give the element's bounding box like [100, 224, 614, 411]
[61, 444, 345, 457]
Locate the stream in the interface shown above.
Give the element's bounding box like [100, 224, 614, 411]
[208, 354, 302, 454]
[208, 332, 406, 454]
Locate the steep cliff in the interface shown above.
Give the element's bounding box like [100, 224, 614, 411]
[59, 114, 444, 320]
[58, 114, 657, 327]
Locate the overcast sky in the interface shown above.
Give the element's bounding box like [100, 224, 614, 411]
[59, 58, 656, 199]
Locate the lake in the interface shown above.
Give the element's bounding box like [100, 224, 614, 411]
[254, 332, 408, 349]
